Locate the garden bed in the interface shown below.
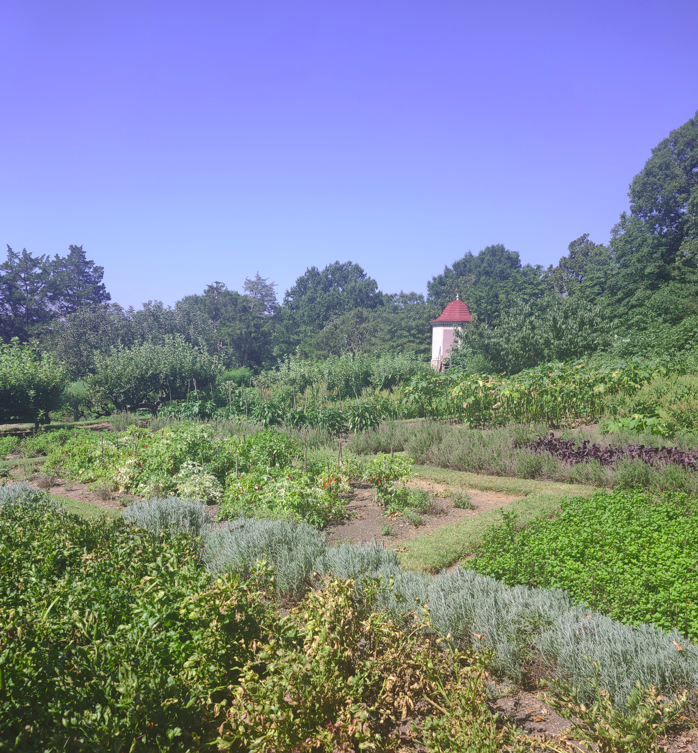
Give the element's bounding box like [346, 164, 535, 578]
[325, 481, 521, 549]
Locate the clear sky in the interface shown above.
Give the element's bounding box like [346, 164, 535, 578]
[2, 0, 697, 309]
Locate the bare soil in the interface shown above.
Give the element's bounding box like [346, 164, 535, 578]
[324, 478, 522, 548]
[10, 472, 138, 513]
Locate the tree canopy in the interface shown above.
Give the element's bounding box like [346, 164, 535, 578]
[427, 244, 548, 324]
[0, 245, 110, 342]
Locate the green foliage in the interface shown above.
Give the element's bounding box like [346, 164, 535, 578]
[0, 490, 270, 750]
[87, 335, 222, 411]
[217, 577, 502, 752]
[299, 292, 436, 360]
[176, 278, 276, 371]
[546, 662, 687, 753]
[438, 354, 679, 427]
[276, 261, 384, 354]
[220, 468, 349, 528]
[346, 402, 381, 433]
[608, 110, 698, 311]
[427, 244, 549, 324]
[453, 295, 615, 375]
[604, 373, 698, 437]
[220, 365, 254, 385]
[451, 489, 472, 509]
[0, 245, 110, 343]
[361, 454, 414, 511]
[118, 497, 698, 711]
[420, 649, 518, 752]
[470, 490, 698, 639]
[0, 338, 68, 424]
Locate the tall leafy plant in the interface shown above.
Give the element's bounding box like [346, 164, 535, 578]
[0, 338, 68, 425]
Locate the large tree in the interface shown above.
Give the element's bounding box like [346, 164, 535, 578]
[608, 110, 698, 309]
[276, 261, 383, 355]
[299, 292, 436, 360]
[547, 234, 612, 303]
[176, 278, 276, 369]
[49, 245, 110, 317]
[0, 247, 54, 341]
[427, 244, 548, 324]
[0, 244, 110, 342]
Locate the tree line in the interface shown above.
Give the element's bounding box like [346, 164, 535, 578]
[2, 109, 696, 381]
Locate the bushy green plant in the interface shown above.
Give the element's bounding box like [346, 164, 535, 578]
[216, 577, 455, 751]
[605, 374, 698, 437]
[545, 662, 687, 753]
[451, 489, 472, 509]
[0, 489, 270, 750]
[220, 366, 254, 385]
[219, 468, 349, 528]
[346, 402, 381, 433]
[0, 338, 68, 425]
[470, 490, 698, 639]
[0, 436, 19, 457]
[361, 454, 414, 510]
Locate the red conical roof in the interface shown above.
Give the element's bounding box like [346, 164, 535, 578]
[430, 297, 472, 323]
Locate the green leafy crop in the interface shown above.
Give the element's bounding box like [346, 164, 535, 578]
[470, 490, 698, 640]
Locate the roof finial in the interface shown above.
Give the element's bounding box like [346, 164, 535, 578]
[455, 293, 460, 301]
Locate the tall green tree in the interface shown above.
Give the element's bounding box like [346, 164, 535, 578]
[48, 245, 110, 317]
[0, 244, 111, 342]
[176, 279, 275, 369]
[608, 110, 698, 310]
[299, 292, 435, 360]
[0, 247, 53, 341]
[427, 244, 548, 324]
[276, 261, 383, 355]
[547, 234, 612, 303]
[452, 295, 614, 374]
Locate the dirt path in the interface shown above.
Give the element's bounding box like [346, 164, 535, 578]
[324, 480, 522, 548]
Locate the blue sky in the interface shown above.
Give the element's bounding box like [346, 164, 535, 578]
[2, 0, 697, 308]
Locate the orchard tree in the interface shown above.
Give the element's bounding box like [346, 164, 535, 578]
[0, 339, 68, 426]
[87, 335, 222, 413]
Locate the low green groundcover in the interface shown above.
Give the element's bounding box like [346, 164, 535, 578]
[469, 489, 698, 640]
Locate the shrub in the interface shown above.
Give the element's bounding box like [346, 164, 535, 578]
[0, 338, 68, 425]
[0, 487, 270, 750]
[451, 490, 472, 509]
[220, 366, 254, 385]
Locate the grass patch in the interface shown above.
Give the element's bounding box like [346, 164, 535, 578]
[397, 466, 596, 572]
